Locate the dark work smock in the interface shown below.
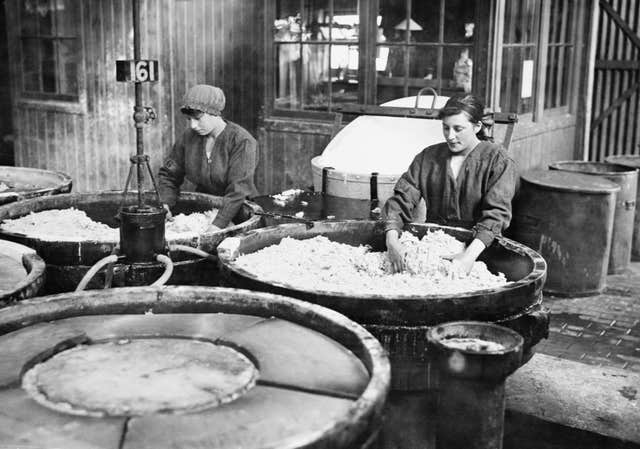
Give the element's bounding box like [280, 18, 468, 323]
[381, 141, 517, 247]
[158, 121, 258, 228]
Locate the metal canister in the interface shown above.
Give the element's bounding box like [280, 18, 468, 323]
[512, 169, 619, 296]
[119, 205, 167, 263]
[549, 161, 638, 274]
[426, 321, 524, 449]
[605, 155, 640, 261]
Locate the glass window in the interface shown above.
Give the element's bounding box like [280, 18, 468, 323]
[19, 0, 81, 100]
[500, 0, 539, 114]
[545, 0, 574, 109]
[274, 0, 359, 111]
[375, 0, 486, 102]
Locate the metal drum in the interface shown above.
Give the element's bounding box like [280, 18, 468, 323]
[512, 169, 619, 296]
[0, 166, 72, 205]
[0, 191, 262, 293]
[0, 286, 390, 449]
[0, 239, 46, 305]
[549, 161, 637, 274]
[605, 155, 640, 260]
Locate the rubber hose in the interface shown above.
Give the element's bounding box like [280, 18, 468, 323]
[169, 244, 215, 260]
[75, 254, 119, 292]
[151, 254, 174, 286]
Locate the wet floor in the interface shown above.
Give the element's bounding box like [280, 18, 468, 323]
[536, 262, 640, 373]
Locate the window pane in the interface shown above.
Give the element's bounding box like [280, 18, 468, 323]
[38, 0, 54, 36]
[301, 44, 330, 110]
[275, 43, 301, 109]
[22, 38, 41, 91]
[545, 0, 573, 109]
[504, 0, 538, 44]
[378, 0, 408, 43]
[409, 46, 438, 80]
[275, 0, 301, 42]
[331, 1, 358, 41]
[41, 38, 56, 92]
[20, 1, 39, 35]
[501, 46, 535, 114]
[409, 0, 440, 43]
[57, 38, 78, 95]
[54, 0, 80, 37]
[443, 0, 475, 43]
[446, 46, 473, 94]
[302, 0, 330, 41]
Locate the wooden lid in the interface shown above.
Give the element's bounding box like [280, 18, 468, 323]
[0, 286, 390, 449]
[521, 169, 620, 194]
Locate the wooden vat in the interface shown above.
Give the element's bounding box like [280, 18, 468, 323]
[0, 191, 262, 292]
[0, 166, 72, 205]
[0, 286, 390, 449]
[0, 239, 46, 305]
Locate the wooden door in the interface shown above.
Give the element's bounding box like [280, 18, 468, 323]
[589, 0, 640, 161]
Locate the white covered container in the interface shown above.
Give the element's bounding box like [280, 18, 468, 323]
[311, 96, 448, 219]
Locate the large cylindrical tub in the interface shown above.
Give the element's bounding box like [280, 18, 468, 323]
[0, 286, 390, 449]
[217, 220, 547, 383]
[0, 166, 72, 205]
[216, 220, 548, 448]
[0, 239, 46, 306]
[0, 191, 262, 293]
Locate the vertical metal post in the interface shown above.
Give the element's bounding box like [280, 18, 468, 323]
[133, 0, 144, 209]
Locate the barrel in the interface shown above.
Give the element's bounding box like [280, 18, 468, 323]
[216, 220, 548, 448]
[0, 191, 262, 293]
[512, 169, 619, 296]
[0, 166, 72, 205]
[549, 161, 637, 274]
[605, 155, 640, 260]
[0, 286, 390, 449]
[0, 239, 46, 305]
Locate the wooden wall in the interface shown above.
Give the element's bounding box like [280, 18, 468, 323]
[0, 0, 13, 166]
[589, 0, 640, 161]
[5, 0, 263, 192]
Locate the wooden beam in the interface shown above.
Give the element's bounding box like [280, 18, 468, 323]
[595, 60, 640, 70]
[599, 0, 640, 50]
[583, 0, 600, 161]
[591, 80, 640, 129]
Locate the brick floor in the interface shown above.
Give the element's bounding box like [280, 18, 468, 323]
[536, 261, 640, 373]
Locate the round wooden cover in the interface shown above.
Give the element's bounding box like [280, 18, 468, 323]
[22, 338, 258, 417]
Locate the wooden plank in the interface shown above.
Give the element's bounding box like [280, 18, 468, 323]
[224, 317, 369, 398]
[0, 387, 125, 449]
[600, 0, 640, 49]
[592, 80, 640, 128]
[122, 385, 356, 449]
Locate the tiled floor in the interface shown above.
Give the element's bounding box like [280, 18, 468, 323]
[536, 262, 640, 373]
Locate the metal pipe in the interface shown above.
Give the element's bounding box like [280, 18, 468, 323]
[75, 254, 120, 292]
[133, 0, 144, 209]
[151, 254, 174, 286]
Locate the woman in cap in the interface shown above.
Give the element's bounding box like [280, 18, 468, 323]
[158, 84, 258, 231]
[382, 94, 517, 275]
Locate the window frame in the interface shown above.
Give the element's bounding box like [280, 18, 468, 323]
[265, 0, 584, 122]
[16, 0, 86, 114]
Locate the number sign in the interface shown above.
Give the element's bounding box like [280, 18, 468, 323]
[116, 60, 159, 82]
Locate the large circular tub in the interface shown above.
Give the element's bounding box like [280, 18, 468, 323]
[217, 220, 548, 392]
[0, 286, 390, 449]
[0, 191, 262, 292]
[0, 166, 72, 205]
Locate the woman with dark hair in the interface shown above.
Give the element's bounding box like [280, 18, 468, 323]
[158, 85, 258, 232]
[381, 94, 517, 275]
